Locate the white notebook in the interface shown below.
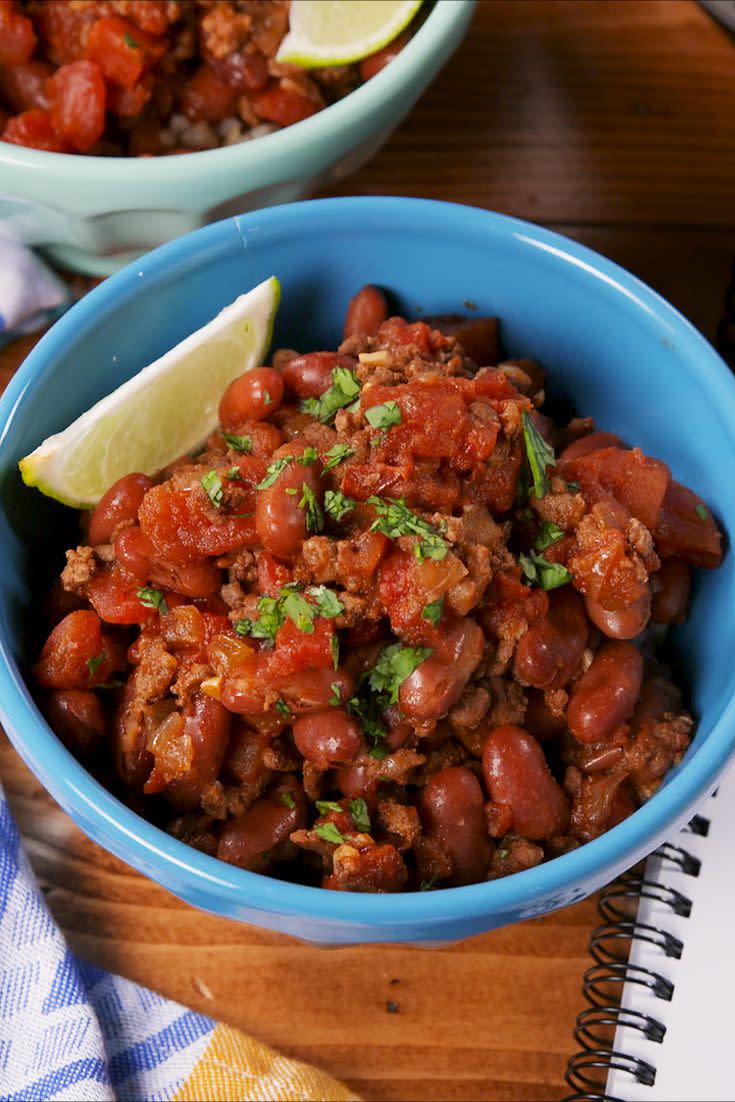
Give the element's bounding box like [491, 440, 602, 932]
[568, 766, 735, 1101]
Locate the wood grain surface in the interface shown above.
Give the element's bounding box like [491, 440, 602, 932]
[2, 3, 734, 1099]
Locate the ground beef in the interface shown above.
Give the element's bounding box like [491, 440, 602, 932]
[61, 546, 97, 593]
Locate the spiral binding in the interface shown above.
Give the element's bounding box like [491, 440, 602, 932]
[563, 815, 708, 1101]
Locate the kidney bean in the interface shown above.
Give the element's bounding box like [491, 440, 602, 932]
[0, 60, 52, 112]
[559, 432, 625, 463]
[34, 610, 106, 689]
[482, 725, 569, 840]
[651, 559, 691, 624]
[217, 776, 307, 872]
[219, 367, 284, 426]
[630, 676, 682, 729]
[292, 708, 364, 769]
[255, 446, 323, 559]
[43, 579, 87, 627]
[88, 472, 153, 545]
[359, 31, 410, 81]
[115, 526, 221, 598]
[419, 767, 492, 885]
[276, 667, 354, 714]
[280, 352, 358, 399]
[343, 285, 389, 339]
[513, 587, 588, 689]
[224, 721, 273, 787]
[524, 689, 567, 742]
[44, 689, 106, 757]
[567, 641, 644, 744]
[584, 589, 651, 640]
[164, 693, 232, 811]
[399, 620, 484, 720]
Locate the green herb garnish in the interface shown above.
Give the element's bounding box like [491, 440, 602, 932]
[533, 521, 565, 551]
[307, 585, 344, 618]
[314, 822, 347, 845]
[275, 698, 291, 717]
[420, 876, 439, 891]
[302, 367, 361, 423]
[201, 469, 223, 508]
[324, 489, 356, 522]
[349, 797, 370, 833]
[279, 791, 296, 808]
[368, 642, 432, 705]
[123, 31, 139, 48]
[695, 503, 710, 521]
[87, 654, 105, 680]
[329, 681, 342, 706]
[137, 586, 168, 614]
[521, 410, 556, 499]
[296, 447, 319, 466]
[330, 633, 340, 670]
[323, 443, 354, 471]
[365, 400, 401, 432]
[234, 619, 253, 637]
[298, 483, 324, 532]
[315, 800, 343, 815]
[367, 496, 448, 561]
[221, 431, 252, 453]
[421, 598, 443, 627]
[257, 457, 291, 490]
[519, 551, 573, 591]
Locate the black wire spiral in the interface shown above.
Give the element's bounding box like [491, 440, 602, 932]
[563, 816, 707, 1101]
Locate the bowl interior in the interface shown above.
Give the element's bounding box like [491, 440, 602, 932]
[1, 198, 734, 940]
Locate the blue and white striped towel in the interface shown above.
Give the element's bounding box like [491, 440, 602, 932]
[0, 241, 71, 346]
[0, 781, 356, 1102]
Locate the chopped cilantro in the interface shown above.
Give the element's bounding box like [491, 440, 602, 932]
[275, 698, 291, 717]
[323, 443, 354, 471]
[420, 876, 439, 891]
[314, 821, 347, 845]
[367, 496, 448, 561]
[87, 653, 105, 680]
[349, 797, 370, 833]
[296, 447, 319, 466]
[421, 598, 443, 627]
[365, 400, 402, 432]
[221, 431, 252, 453]
[329, 681, 342, 706]
[348, 693, 389, 749]
[201, 469, 223, 508]
[566, 479, 581, 493]
[96, 679, 124, 691]
[315, 800, 343, 815]
[368, 642, 432, 705]
[281, 588, 317, 633]
[123, 31, 139, 48]
[330, 633, 340, 670]
[234, 619, 253, 636]
[533, 521, 565, 551]
[279, 790, 296, 808]
[225, 466, 241, 480]
[368, 745, 388, 760]
[695, 503, 710, 521]
[264, 390, 271, 405]
[521, 410, 556, 499]
[307, 585, 344, 618]
[301, 367, 361, 423]
[137, 586, 168, 614]
[248, 594, 283, 643]
[285, 487, 298, 496]
[257, 456, 290, 490]
[298, 483, 324, 532]
[519, 551, 573, 591]
[324, 489, 356, 522]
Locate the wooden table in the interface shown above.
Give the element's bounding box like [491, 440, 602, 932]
[2, 3, 734, 1098]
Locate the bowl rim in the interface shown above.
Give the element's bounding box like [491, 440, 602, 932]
[0, 0, 473, 179]
[2, 195, 735, 927]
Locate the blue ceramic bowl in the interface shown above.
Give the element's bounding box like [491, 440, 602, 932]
[1, 198, 734, 945]
[0, 0, 474, 276]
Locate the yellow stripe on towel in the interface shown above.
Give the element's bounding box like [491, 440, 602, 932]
[173, 1022, 360, 1102]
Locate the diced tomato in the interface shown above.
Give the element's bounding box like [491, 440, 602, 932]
[654, 480, 722, 568]
[87, 566, 158, 625]
[251, 82, 319, 127]
[139, 482, 258, 562]
[560, 446, 671, 531]
[1, 108, 69, 151]
[0, 61, 52, 112]
[47, 60, 106, 152]
[31, 0, 91, 66]
[33, 609, 123, 689]
[0, 0, 37, 65]
[86, 16, 165, 90]
[270, 616, 335, 676]
[257, 552, 293, 596]
[180, 63, 238, 123]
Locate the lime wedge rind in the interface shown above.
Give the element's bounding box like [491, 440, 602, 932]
[19, 275, 280, 509]
[276, 0, 423, 69]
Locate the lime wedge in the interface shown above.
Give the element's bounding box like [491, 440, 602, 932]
[20, 275, 280, 509]
[276, 0, 423, 68]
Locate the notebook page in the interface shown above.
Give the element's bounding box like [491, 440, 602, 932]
[606, 766, 735, 1101]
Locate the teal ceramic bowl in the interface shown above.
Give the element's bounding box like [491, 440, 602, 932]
[0, 1, 473, 276]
